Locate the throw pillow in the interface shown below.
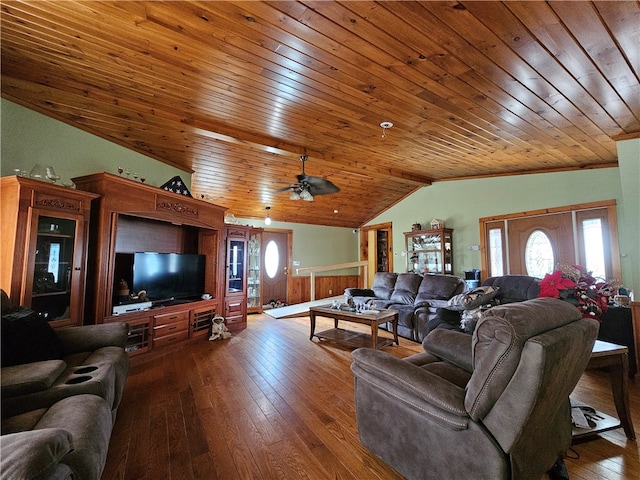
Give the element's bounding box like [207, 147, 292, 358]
[1, 309, 64, 367]
[446, 286, 499, 311]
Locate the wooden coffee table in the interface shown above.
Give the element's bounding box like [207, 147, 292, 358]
[309, 305, 398, 350]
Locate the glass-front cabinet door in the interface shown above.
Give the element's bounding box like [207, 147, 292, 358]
[1, 176, 96, 329]
[405, 228, 454, 275]
[247, 229, 263, 313]
[25, 214, 82, 324]
[224, 227, 249, 330]
[226, 238, 246, 294]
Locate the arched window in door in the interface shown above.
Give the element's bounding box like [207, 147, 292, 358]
[264, 240, 279, 279]
[524, 230, 555, 278]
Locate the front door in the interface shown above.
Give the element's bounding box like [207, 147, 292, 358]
[262, 230, 290, 306]
[507, 213, 575, 276]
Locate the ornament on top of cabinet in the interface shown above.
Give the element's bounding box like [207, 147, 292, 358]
[411, 223, 422, 231]
[430, 219, 444, 229]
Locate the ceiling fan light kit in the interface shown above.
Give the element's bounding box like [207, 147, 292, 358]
[276, 155, 340, 201]
[300, 189, 313, 201]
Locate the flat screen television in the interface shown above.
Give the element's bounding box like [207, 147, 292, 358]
[132, 252, 205, 302]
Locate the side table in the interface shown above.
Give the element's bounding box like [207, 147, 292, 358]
[572, 340, 636, 441]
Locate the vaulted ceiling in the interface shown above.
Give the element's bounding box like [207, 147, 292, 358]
[2, 1, 638, 227]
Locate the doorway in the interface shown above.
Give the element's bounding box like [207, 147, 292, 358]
[262, 230, 291, 306]
[360, 222, 393, 288]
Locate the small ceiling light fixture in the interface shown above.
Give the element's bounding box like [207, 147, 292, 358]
[300, 188, 314, 202]
[264, 206, 272, 225]
[380, 121, 393, 138]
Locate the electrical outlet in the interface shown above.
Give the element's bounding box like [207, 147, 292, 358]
[329, 289, 333, 295]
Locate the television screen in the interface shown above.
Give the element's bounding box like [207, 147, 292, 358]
[132, 253, 205, 301]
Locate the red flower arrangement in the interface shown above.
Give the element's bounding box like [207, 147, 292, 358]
[538, 264, 615, 320]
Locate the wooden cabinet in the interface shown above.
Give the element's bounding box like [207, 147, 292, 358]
[224, 226, 249, 329]
[153, 310, 189, 348]
[124, 317, 151, 356]
[0, 176, 98, 328]
[190, 305, 216, 339]
[73, 172, 230, 353]
[105, 299, 218, 355]
[405, 228, 454, 275]
[247, 228, 263, 313]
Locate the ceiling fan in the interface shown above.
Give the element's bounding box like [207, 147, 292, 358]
[275, 155, 340, 201]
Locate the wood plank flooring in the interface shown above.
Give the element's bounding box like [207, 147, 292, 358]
[103, 314, 639, 480]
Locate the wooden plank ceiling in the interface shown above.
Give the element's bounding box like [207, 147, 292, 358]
[1, 1, 638, 228]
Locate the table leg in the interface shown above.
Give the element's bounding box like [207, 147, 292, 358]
[392, 314, 399, 346]
[371, 321, 378, 349]
[609, 352, 636, 440]
[309, 311, 316, 341]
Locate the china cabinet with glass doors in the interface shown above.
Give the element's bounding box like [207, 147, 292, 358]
[224, 226, 249, 329]
[247, 228, 263, 313]
[404, 228, 454, 275]
[0, 176, 98, 328]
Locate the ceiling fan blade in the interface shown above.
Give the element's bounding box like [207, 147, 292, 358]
[275, 156, 339, 197]
[303, 176, 340, 195]
[275, 185, 295, 193]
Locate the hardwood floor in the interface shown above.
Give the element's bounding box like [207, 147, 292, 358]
[103, 314, 639, 480]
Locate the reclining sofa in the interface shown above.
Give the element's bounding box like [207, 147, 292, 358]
[351, 297, 599, 479]
[344, 272, 466, 342]
[1, 290, 130, 480]
[427, 274, 541, 334]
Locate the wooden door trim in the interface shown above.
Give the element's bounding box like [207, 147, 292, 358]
[360, 222, 393, 286]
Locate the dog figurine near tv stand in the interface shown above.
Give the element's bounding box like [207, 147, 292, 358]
[209, 315, 231, 341]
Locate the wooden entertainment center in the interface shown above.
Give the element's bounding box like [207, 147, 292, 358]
[73, 172, 243, 355]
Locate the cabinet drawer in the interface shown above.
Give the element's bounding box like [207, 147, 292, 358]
[154, 311, 189, 325]
[153, 330, 189, 348]
[225, 314, 244, 325]
[153, 318, 189, 337]
[225, 300, 244, 315]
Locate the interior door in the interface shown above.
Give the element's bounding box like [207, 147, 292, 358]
[507, 213, 575, 275]
[262, 230, 289, 305]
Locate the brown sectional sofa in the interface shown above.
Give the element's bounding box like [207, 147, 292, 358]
[344, 272, 466, 342]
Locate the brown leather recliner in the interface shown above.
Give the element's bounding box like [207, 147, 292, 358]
[351, 297, 599, 480]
